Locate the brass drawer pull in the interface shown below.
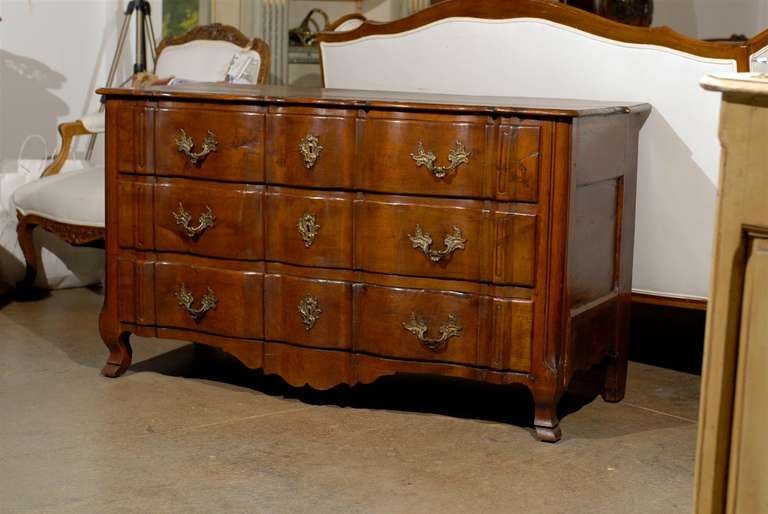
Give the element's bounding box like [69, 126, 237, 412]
[297, 212, 320, 247]
[299, 134, 323, 169]
[172, 202, 215, 239]
[174, 284, 217, 322]
[408, 224, 466, 263]
[402, 312, 462, 352]
[410, 140, 471, 179]
[298, 295, 321, 330]
[175, 129, 218, 165]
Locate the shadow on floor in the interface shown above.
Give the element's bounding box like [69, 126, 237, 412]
[130, 343, 611, 440]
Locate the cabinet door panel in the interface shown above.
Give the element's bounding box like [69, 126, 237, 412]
[726, 239, 768, 514]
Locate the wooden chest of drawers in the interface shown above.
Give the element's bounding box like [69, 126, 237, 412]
[99, 84, 649, 442]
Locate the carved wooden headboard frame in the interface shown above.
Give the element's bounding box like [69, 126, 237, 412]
[318, 0, 767, 74]
[155, 23, 272, 85]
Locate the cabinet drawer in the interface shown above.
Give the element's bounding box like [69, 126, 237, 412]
[265, 187, 353, 268]
[153, 261, 264, 339]
[155, 103, 265, 182]
[355, 195, 537, 285]
[154, 178, 264, 260]
[354, 284, 532, 371]
[264, 273, 352, 350]
[266, 108, 356, 189]
[360, 111, 491, 198]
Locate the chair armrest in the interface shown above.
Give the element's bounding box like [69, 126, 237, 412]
[41, 120, 94, 177]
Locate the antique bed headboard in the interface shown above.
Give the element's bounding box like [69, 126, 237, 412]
[319, 0, 768, 301]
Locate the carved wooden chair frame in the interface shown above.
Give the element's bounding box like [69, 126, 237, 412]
[16, 23, 270, 290]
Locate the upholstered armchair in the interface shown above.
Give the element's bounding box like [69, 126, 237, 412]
[13, 23, 270, 290]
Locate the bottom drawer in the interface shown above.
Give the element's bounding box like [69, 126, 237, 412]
[354, 284, 532, 371]
[119, 258, 264, 339]
[117, 257, 531, 371]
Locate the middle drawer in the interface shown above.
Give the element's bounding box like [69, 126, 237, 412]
[119, 177, 265, 260]
[120, 180, 538, 285]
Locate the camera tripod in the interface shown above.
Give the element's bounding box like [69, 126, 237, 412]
[86, 0, 158, 160]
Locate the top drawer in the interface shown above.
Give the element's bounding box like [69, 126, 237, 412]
[360, 111, 491, 198]
[110, 100, 547, 202]
[154, 103, 266, 182]
[358, 113, 546, 202]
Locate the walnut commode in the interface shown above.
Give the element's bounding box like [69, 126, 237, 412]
[99, 84, 648, 442]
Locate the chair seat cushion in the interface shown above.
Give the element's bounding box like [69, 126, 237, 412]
[12, 167, 104, 227]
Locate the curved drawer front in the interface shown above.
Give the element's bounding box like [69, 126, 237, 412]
[266, 108, 357, 189]
[355, 195, 537, 285]
[155, 179, 264, 260]
[354, 283, 533, 371]
[360, 111, 491, 198]
[154, 261, 264, 339]
[118, 258, 264, 339]
[155, 103, 265, 182]
[117, 177, 264, 260]
[265, 187, 353, 268]
[264, 273, 352, 350]
[117, 258, 532, 371]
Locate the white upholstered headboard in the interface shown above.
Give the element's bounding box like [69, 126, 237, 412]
[320, 1, 759, 301]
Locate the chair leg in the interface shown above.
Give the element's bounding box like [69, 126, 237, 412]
[16, 214, 39, 291]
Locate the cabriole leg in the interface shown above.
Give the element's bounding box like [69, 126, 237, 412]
[100, 331, 132, 378]
[16, 215, 39, 291]
[532, 387, 562, 443]
[99, 313, 132, 378]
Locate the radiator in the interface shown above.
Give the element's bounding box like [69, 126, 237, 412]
[254, 0, 289, 84]
[400, 0, 430, 17]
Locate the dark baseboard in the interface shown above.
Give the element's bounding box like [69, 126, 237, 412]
[632, 292, 707, 311]
[629, 296, 707, 375]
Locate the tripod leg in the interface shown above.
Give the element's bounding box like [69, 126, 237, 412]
[107, 11, 134, 89]
[85, 10, 134, 162]
[145, 13, 158, 69]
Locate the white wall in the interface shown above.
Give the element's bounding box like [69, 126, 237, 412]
[0, 0, 162, 161]
[654, 0, 768, 39]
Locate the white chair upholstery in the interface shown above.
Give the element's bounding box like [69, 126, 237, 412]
[155, 39, 262, 83]
[12, 167, 104, 227]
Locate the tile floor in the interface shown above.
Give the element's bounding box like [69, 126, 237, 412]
[0, 288, 701, 514]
